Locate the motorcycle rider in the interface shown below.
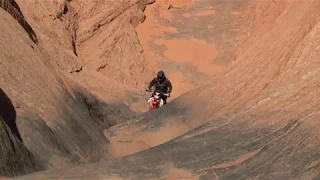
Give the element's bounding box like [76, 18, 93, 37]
[146, 70, 172, 105]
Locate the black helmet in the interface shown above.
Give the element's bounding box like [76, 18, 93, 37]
[157, 70, 165, 82]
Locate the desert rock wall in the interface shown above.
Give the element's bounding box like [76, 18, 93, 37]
[0, 0, 155, 177]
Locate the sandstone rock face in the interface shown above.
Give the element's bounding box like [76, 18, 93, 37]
[12, 0, 82, 73]
[10, 0, 156, 113]
[0, 0, 37, 43]
[1, 0, 319, 179]
[66, 0, 156, 89]
[13, 0, 156, 89]
[0, 0, 156, 177]
[0, 5, 107, 177]
[134, 0, 258, 100]
[0, 92, 41, 177]
[13, 0, 320, 179]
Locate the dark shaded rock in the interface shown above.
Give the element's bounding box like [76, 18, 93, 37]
[75, 89, 137, 130]
[0, 89, 42, 177]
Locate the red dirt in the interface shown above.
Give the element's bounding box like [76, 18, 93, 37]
[102, 0, 320, 167]
[105, 119, 202, 158]
[1, 0, 319, 179]
[197, 10, 215, 16]
[164, 168, 199, 180]
[135, 0, 239, 102]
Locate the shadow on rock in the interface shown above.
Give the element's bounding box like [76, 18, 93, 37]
[0, 88, 23, 142]
[74, 89, 137, 130]
[0, 88, 42, 177]
[0, 0, 38, 43]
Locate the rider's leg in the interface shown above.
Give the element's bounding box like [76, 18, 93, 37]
[159, 99, 164, 107]
[162, 96, 167, 105]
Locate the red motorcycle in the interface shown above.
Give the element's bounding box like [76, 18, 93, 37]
[146, 91, 169, 111]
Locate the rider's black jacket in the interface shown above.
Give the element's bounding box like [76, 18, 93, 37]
[147, 77, 172, 93]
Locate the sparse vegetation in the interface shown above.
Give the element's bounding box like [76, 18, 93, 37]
[53, 0, 71, 21]
[55, 11, 63, 19]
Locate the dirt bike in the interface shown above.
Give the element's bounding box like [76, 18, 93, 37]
[146, 90, 169, 111]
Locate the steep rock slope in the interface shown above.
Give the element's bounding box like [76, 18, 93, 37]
[12, 0, 81, 73]
[68, 0, 156, 89]
[137, 0, 256, 99]
[0, 0, 37, 44]
[0, 94, 40, 177]
[14, 0, 155, 107]
[0, 0, 160, 177]
[0, 6, 109, 177]
[15, 0, 320, 179]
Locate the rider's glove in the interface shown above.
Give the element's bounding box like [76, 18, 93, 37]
[167, 93, 170, 97]
[146, 88, 151, 92]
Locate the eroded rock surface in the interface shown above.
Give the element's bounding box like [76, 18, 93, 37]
[13, 0, 320, 179]
[66, 0, 156, 89]
[0, 90, 41, 177]
[135, 0, 256, 100]
[0, 0, 157, 177]
[0, 0, 37, 43]
[0, 7, 113, 176]
[1, 0, 319, 179]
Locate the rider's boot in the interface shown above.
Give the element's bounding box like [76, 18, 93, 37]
[163, 97, 167, 105]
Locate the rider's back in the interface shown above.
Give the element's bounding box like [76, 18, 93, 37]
[152, 77, 171, 93]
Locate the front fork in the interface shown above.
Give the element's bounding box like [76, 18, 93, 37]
[149, 100, 159, 111]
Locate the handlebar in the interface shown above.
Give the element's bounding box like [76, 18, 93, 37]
[162, 93, 170, 97]
[146, 89, 170, 97]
